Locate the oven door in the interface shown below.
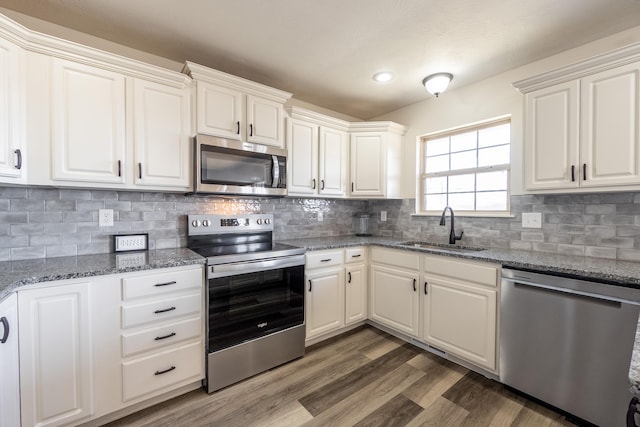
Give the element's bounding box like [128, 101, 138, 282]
[207, 257, 304, 353]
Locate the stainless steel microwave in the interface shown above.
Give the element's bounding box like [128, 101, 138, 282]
[192, 134, 287, 196]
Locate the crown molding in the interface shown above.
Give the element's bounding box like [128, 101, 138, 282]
[183, 61, 292, 103]
[513, 41, 640, 93]
[0, 12, 191, 88]
[350, 121, 407, 135]
[285, 106, 350, 131]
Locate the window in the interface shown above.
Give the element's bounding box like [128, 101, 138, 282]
[418, 117, 511, 216]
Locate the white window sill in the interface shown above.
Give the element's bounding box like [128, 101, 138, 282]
[412, 212, 515, 219]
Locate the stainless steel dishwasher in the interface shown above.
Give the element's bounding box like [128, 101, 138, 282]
[500, 268, 640, 427]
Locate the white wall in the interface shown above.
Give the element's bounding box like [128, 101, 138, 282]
[376, 25, 640, 198]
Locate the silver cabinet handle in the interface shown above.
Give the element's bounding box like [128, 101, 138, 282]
[308, 280, 312, 292]
[348, 272, 352, 283]
[0, 317, 9, 344]
[14, 149, 22, 170]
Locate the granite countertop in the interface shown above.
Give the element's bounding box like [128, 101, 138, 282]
[279, 235, 640, 395]
[4, 235, 640, 395]
[0, 248, 205, 300]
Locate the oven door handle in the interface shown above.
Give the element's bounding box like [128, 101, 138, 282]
[208, 255, 305, 278]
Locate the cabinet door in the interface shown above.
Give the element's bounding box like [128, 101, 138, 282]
[196, 81, 243, 140]
[422, 276, 497, 371]
[305, 267, 345, 340]
[345, 263, 367, 325]
[134, 79, 191, 189]
[51, 58, 126, 184]
[19, 282, 93, 427]
[0, 293, 20, 427]
[319, 126, 347, 197]
[523, 81, 580, 190]
[580, 62, 640, 187]
[369, 264, 419, 337]
[350, 132, 385, 197]
[287, 119, 318, 195]
[247, 94, 284, 147]
[0, 38, 23, 182]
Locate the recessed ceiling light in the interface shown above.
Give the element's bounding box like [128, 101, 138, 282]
[372, 71, 393, 83]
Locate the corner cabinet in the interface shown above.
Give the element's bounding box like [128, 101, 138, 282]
[0, 293, 20, 427]
[349, 122, 406, 198]
[286, 107, 349, 197]
[0, 35, 25, 184]
[515, 44, 640, 192]
[421, 254, 499, 372]
[184, 61, 292, 149]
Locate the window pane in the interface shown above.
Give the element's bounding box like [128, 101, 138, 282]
[424, 176, 447, 194]
[425, 194, 447, 211]
[450, 150, 477, 171]
[476, 170, 507, 191]
[450, 131, 476, 152]
[478, 145, 510, 167]
[479, 123, 510, 148]
[448, 193, 474, 210]
[425, 154, 449, 173]
[426, 137, 449, 157]
[476, 191, 508, 210]
[448, 174, 475, 193]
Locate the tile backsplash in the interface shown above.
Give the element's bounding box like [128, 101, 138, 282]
[3, 186, 640, 262]
[0, 186, 365, 261]
[367, 192, 640, 262]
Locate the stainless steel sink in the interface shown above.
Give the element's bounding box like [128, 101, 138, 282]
[399, 241, 486, 252]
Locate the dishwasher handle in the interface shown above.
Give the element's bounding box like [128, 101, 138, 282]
[504, 277, 622, 307]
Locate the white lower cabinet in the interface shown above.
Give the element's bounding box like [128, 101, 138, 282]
[305, 247, 367, 342]
[369, 248, 420, 337]
[18, 280, 93, 427]
[421, 254, 499, 372]
[0, 293, 21, 427]
[17, 264, 204, 427]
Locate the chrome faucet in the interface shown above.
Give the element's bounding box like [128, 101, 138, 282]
[439, 206, 464, 244]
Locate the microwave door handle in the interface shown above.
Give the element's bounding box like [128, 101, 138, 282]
[271, 155, 280, 188]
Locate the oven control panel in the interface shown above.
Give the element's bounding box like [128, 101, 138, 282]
[188, 214, 274, 235]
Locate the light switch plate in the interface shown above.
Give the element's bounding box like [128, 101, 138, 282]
[522, 212, 542, 228]
[114, 234, 148, 252]
[381, 211, 387, 222]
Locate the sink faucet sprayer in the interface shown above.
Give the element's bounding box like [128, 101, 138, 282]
[439, 206, 464, 244]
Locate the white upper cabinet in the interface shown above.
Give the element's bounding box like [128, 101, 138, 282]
[184, 62, 292, 148]
[51, 58, 127, 184]
[580, 63, 640, 187]
[0, 36, 24, 184]
[349, 122, 406, 199]
[515, 43, 640, 193]
[133, 78, 191, 188]
[286, 107, 349, 197]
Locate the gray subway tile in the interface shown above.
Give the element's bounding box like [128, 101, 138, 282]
[585, 246, 616, 259]
[45, 245, 77, 258]
[11, 246, 46, 260]
[10, 199, 44, 212]
[45, 200, 76, 211]
[28, 212, 61, 223]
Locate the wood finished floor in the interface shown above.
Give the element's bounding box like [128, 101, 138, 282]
[106, 326, 577, 427]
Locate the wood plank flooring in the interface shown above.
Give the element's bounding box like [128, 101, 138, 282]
[106, 326, 577, 427]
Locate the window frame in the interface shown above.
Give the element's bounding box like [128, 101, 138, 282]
[416, 116, 512, 217]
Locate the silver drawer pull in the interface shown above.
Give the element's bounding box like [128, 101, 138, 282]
[320, 258, 332, 262]
[154, 332, 176, 341]
[154, 366, 176, 376]
[154, 281, 177, 287]
[154, 306, 176, 314]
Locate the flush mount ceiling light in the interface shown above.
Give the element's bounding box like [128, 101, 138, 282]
[422, 72, 453, 97]
[372, 71, 394, 83]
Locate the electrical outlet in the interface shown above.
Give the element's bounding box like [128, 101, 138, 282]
[317, 212, 323, 222]
[381, 211, 387, 222]
[99, 209, 114, 227]
[522, 212, 542, 228]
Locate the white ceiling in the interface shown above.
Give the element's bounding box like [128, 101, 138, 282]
[3, 0, 640, 119]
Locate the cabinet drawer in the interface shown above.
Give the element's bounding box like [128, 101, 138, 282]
[122, 316, 202, 357]
[122, 266, 202, 301]
[306, 250, 344, 269]
[122, 341, 202, 401]
[345, 247, 366, 264]
[122, 293, 201, 329]
[371, 247, 420, 270]
[423, 255, 498, 287]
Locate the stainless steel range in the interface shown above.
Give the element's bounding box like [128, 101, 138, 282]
[187, 213, 306, 393]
